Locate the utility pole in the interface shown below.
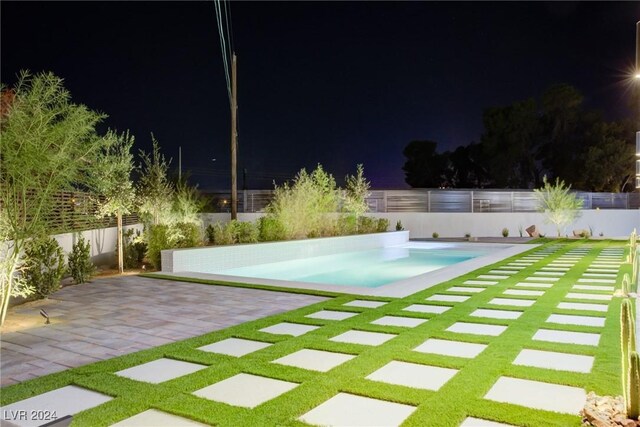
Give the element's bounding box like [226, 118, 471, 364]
[231, 53, 238, 219]
[635, 21, 640, 188]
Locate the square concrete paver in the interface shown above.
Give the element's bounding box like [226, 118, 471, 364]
[525, 277, 559, 282]
[404, 304, 450, 314]
[367, 361, 458, 391]
[272, 349, 355, 372]
[111, 409, 208, 427]
[477, 275, 507, 280]
[298, 393, 416, 427]
[259, 322, 320, 337]
[470, 309, 523, 320]
[460, 417, 516, 427]
[484, 376, 586, 414]
[330, 330, 397, 346]
[578, 278, 615, 284]
[489, 298, 535, 307]
[541, 267, 570, 271]
[414, 338, 487, 358]
[515, 282, 553, 288]
[447, 322, 507, 336]
[499, 265, 525, 270]
[513, 349, 594, 373]
[586, 268, 619, 273]
[344, 300, 387, 308]
[371, 316, 428, 328]
[426, 294, 470, 303]
[0, 386, 112, 427]
[306, 310, 359, 321]
[488, 270, 518, 275]
[533, 271, 564, 276]
[573, 285, 614, 292]
[447, 286, 486, 293]
[504, 289, 544, 297]
[583, 273, 617, 278]
[193, 373, 297, 408]
[558, 302, 609, 312]
[198, 338, 272, 357]
[533, 329, 600, 346]
[116, 358, 207, 384]
[547, 314, 605, 327]
[565, 293, 612, 301]
[464, 280, 498, 286]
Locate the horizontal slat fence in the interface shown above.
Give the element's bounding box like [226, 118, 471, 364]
[202, 189, 640, 213]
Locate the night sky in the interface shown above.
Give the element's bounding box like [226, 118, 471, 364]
[2, 1, 638, 189]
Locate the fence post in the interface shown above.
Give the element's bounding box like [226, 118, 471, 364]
[428, 191, 431, 212]
[470, 191, 474, 213]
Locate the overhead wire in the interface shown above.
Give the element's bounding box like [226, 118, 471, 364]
[213, 0, 232, 103]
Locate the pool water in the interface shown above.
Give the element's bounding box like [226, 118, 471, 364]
[217, 243, 495, 288]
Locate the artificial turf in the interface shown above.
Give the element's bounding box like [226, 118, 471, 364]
[0, 239, 632, 427]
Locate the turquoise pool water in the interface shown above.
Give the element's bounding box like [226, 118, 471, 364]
[217, 242, 497, 288]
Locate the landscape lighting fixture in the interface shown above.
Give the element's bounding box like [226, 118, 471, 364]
[39, 309, 50, 324]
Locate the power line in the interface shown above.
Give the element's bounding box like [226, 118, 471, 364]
[213, 0, 231, 102]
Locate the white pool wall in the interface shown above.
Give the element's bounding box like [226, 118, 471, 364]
[161, 230, 410, 273]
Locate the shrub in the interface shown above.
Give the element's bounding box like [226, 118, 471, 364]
[376, 218, 389, 233]
[172, 222, 203, 248]
[265, 165, 339, 239]
[23, 236, 65, 299]
[464, 232, 471, 238]
[205, 224, 216, 245]
[432, 232, 439, 238]
[502, 228, 509, 237]
[357, 216, 378, 234]
[337, 215, 357, 236]
[534, 175, 583, 237]
[146, 224, 172, 270]
[68, 236, 95, 284]
[396, 220, 404, 231]
[258, 216, 286, 242]
[123, 229, 147, 269]
[211, 222, 236, 245]
[236, 221, 259, 243]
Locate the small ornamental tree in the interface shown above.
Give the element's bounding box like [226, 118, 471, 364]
[91, 130, 136, 273]
[137, 136, 174, 226]
[343, 164, 371, 232]
[533, 175, 583, 237]
[0, 71, 105, 325]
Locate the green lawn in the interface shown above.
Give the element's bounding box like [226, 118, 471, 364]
[0, 240, 631, 427]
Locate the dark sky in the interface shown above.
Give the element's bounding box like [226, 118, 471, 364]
[2, 1, 638, 189]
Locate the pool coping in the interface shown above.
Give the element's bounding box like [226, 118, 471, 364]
[157, 242, 540, 298]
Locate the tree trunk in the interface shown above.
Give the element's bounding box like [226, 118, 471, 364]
[117, 213, 123, 274]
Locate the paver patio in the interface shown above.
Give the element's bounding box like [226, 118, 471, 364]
[0, 276, 326, 386]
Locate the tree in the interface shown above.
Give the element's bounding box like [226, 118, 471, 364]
[402, 140, 449, 188]
[343, 164, 371, 230]
[480, 98, 542, 188]
[91, 130, 136, 273]
[136, 136, 174, 226]
[0, 71, 105, 325]
[534, 176, 584, 237]
[580, 120, 636, 192]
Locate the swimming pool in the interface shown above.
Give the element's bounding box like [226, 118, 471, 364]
[160, 232, 538, 297]
[216, 243, 495, 288]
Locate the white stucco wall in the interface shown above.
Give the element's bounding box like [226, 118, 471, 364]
[52, 223, 144, 266]
[202, 210, 639, 239]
